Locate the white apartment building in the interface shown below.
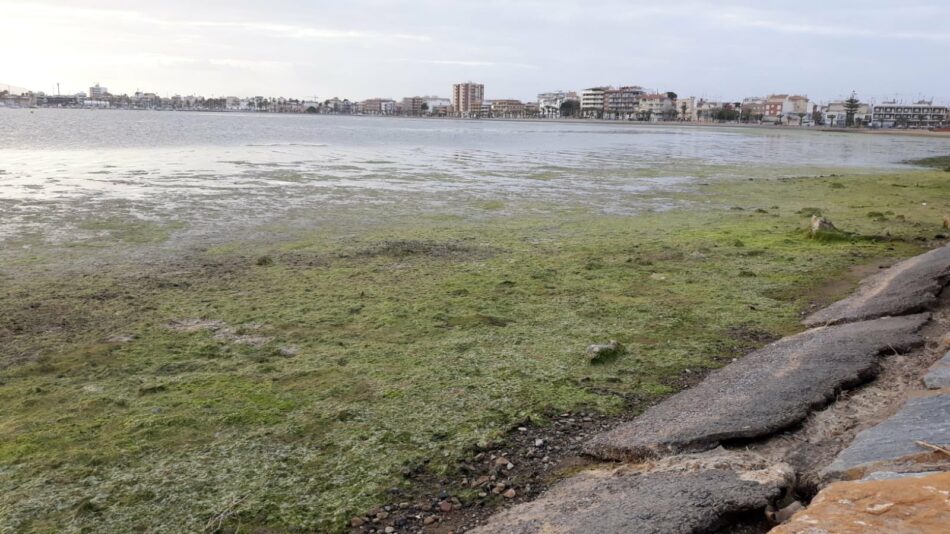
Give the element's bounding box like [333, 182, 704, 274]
[452, 82, 484, 117]
[581, 87, 610, 118]
[537, 91, 578, 118]
[821, 101, 872, 127]
[871, 100, 948, 128]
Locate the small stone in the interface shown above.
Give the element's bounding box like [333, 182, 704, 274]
[506, 462, 514, 470]
[478, 492, 487, 497]
[278, 345, 299, 357]
[491, 483, 506, 494]
[423, 515, 437, 525]
[350, 517, 365, 527]
[585, 340, 624, 363]
[438, 500, 453, 513]
[493, 457, 510, 467]
[534, 439, 544, 447]
[471, 475, 491, 487]
[375, 511, 389, 520]
[503, 489, 517, 499]
[385, 527, 395, 533]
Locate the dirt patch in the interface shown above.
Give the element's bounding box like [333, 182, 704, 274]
[347, 373, 720, 534]
[353, 240, 495, 260]
[165, 319, 273, 348]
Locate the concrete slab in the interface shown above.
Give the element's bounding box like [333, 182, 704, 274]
[770, 472, 950, 534]
[923, 352, 950, 389]
[586, 314, 929, 462]
[804, 245, 950, 327]
[822, 393, 950, 480]
[468, 463, 790, 534]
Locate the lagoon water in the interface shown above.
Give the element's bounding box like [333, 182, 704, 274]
[2, 109, 949, 247]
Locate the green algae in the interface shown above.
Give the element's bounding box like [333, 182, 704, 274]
[1, 170, 949, 532]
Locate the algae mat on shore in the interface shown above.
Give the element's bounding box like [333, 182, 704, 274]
[1, 170, 949, 532]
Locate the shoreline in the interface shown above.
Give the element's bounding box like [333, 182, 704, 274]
[6, 106, 950, 139]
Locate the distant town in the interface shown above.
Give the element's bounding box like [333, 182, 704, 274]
[1, 81, 948, 130]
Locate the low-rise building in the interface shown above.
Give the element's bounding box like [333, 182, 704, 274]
[636, 93, 674, 121]
[821, 101, 872, 127]
[871, 100, 948, 129]
[360, 98, 397, 115]
[401, 96, 427, 116]
[490, 99, 526, 118]
[537, 91, 578, 118]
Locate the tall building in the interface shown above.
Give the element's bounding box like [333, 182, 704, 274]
[88, 83, 108, 99]
[452, 82, 484, 117]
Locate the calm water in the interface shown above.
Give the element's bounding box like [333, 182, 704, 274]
[2, 109, 949, 247]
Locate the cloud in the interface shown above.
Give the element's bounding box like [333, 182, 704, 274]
[713, 11, 950, 43]
[390, 59, 540, 69]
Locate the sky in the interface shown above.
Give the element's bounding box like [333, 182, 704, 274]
[2, 0, 949, 104]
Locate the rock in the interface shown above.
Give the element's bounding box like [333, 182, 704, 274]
[471, 475, 491, 488]
[438, 500, 453, 513]
[769, 472, 950, 534]
[822, 393, 950, 480]
[585, 340, 623, 363]
[493, 457, 510, 467]
[534, 439, 544, 447]
[923, 352, 950, 389]
[803, 244, 950, 327]
[467, 461, 791, 534]
[277, 345, 299, 357]
[808, 215, 844, 238]
[375, 511, 389, 520]
[423, 515, 437, 525]
[766, 501, 803, 524]
[350, 517, 365, 527]
[502, 488, 516, 499]
[586, 314, 928, 461]
[385, 527, 395, 533]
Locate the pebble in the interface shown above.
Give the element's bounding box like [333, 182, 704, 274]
[517, 426, 527, 431]
[493, 457, 510, 467]
[506, 462, 514, 470]
[503, 488, 517, 499]
[438, 500, 453, 512]
[423, 515, 437, 525]
[350, 517, 365, 527]
[534, 439, 544, 447]
[385, 527, 395, 533]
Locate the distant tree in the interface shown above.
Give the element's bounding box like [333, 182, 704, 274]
[560, 99, 580, 117]
[666, 91, 678, 101]
[812, 109, 824, 125]
[420, 102, 429, 114]
[680, 102, 688, 121]
[827, 114, 837, 127]
[844, 91, 860, 127]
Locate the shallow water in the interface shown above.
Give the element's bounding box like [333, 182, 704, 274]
[2, 109, 949, 248]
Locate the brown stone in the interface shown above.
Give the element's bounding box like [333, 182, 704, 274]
[770, 472, 950, 534]
[438, 500, 453, 513]
[350, 517, 365, 527]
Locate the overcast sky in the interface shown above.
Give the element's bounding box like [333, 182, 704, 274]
[2, 0, 948, 103]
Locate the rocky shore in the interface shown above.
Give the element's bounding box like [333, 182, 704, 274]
[356, 245, 950, 533]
